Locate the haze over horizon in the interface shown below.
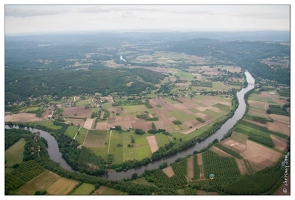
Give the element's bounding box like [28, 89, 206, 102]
[5, 4, 290, 36]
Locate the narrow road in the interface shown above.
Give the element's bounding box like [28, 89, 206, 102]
[83, 129, 89, 146]
[108, 130, 112, 154]
[73, 126, 82, 140]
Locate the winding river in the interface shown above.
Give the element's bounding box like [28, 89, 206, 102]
[6, 71, 255, 180]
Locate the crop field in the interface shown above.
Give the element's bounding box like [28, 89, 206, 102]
[33, 120, 62, 130]
[210, 146, 233, 157]
[162, 166, 175, 177]
[75, 127, 88, 144]
[155, 133, 171, 147]
[267, 121, 290, 136]
[106, 130, 152, 163]
[68, 118, 85, 127]
[146, 135, 159, 153]
[121, 133, 136, 161]
[270, 135, 288, 152]
[268, 114, 290, 125]
[75, 98, 93, 106]
[212, 81, 241, 90]
[89, 146, 109, 161]
[212, 103, 230, 112]
[130, 177, 157, 187]
[84, 130, 107, 147]
[149, 165, 187, 189]
[134, 134, 152, 160]
[187, 156, 194, 180]
[5, 113, 43, 122]
[65, 125, 79, 138]
[16, 171, 60, 195]
[94, 186, 126, 195]
[248, 93, 276, 104]
[5, 160, 46, 193]
[202, 150, 240, 178]
[46, 178, 79, 195]
[71, 183, 95, 195]
[19, 106, 39, 113]
[84, 118, 95, 129]
[63, 106, 92, 118]
[203, 109, 223, 118]
[235, 158, 248, 175]
[176, 70, 195, 80]
[240, 140, 282, 172]
[165, 110, 196, 121]
[5, 138, 26, 167]
[123, 105, 149, 114]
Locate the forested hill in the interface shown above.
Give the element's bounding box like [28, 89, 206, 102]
[164, 38, 290, 85]
[5, 68, 165, 104]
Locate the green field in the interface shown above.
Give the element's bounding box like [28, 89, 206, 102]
[109, 130, 152, 162]
[170, 119, 216, 141]
[75, 127, 88, 144]
[248, 93, 276, 103]
[108, 130, 124, 164]
[203, 109, 222, 118]
[5, 138, 26, 167]
[84, 130, 108, 147]
[230, 132, 248, 143]
[189, 108, 199, 113]
[165, 110, 196, 122]
[92, 107, 99, 112]
[155, 133, 171, 148]
[76, 99, 93, 106]
[134, 134, 152, 160]
[213, 103, 230, 112]
[130, 177, 157, 187]
[20, 106, 39, 113]
[72, 183, 95, 195]
[89, 146, 108, 160]
[102, 102, 113, 109]
[123, 105, 149, 114]
[176, 70, 194, 80]
[29, 120, 62, 130]
[122, 133, 136, 161]
[65, 125, 79, 138]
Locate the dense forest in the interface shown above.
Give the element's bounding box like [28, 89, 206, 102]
[5, 68, 165, 104]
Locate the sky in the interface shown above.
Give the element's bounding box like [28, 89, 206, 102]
[4, 2, 291, 35]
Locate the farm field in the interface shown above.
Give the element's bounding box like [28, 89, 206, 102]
[16, 171, 60, 195]
[71, 183, 95, 195]
[75, 127, 88, 144]
[5, 138, 26, 167]
[64, 125, 79, 138]
[130, 177, 157, 187]
[34, 120, 63, 130]
[84, 130, 108, 148]
[84, 118, 95, 129]
[5, 113, 43, 122]
[46, 178, 79, 195]
[63, 106, 92, 118]
[94, 186, 126, 195]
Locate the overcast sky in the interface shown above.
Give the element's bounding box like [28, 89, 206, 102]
[4, 4, 291, 35]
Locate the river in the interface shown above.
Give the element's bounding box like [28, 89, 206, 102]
[5, 71, 255, 180]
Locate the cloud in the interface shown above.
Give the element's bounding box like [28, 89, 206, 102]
[5, 7, 68, 18]
[71, 5, 109, 13]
